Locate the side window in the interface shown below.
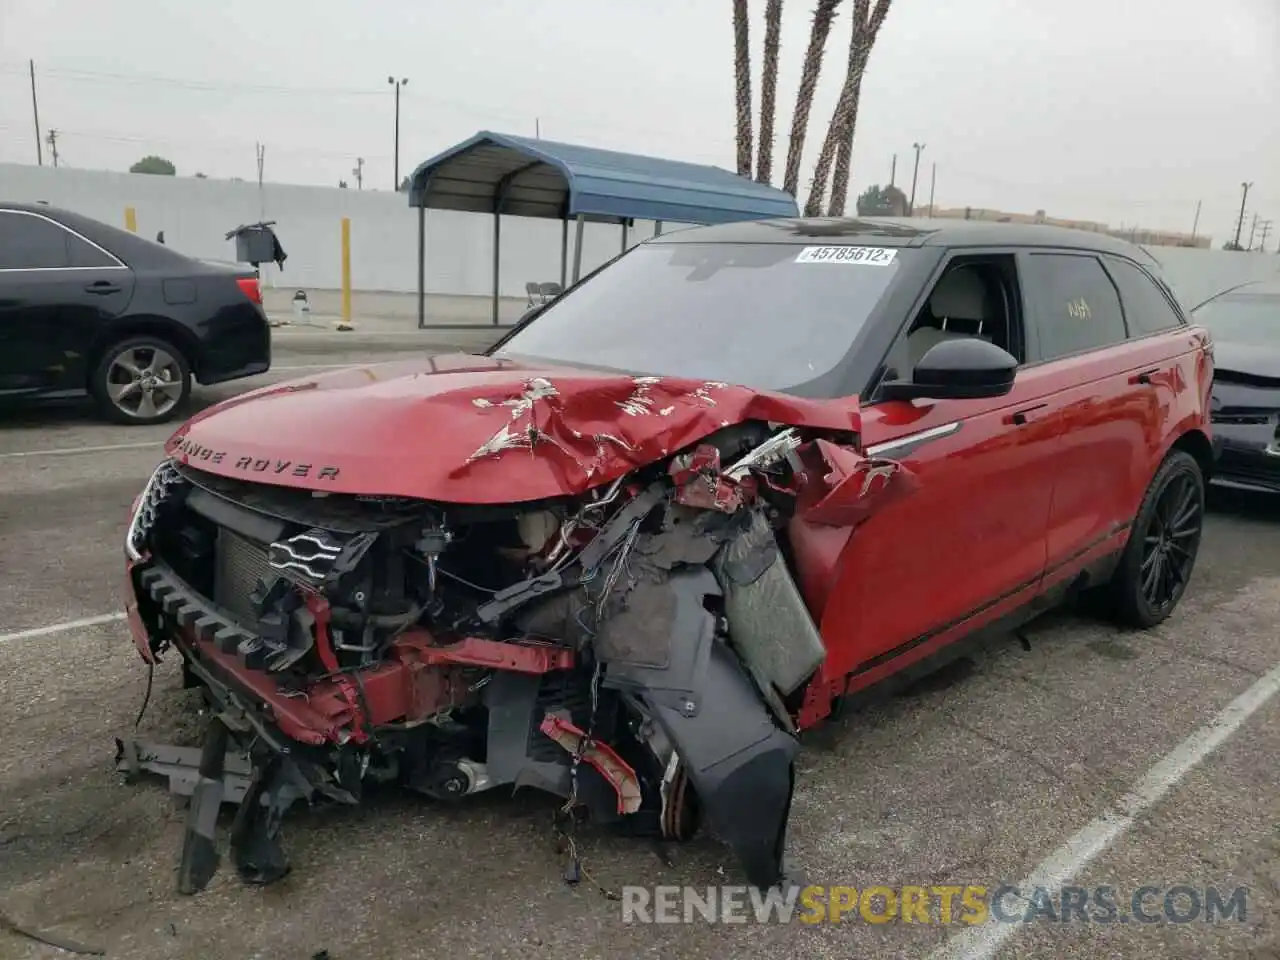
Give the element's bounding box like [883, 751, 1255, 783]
[66, 232, 118, 269]
[1105, 258, 1185, 336]
[0, 213, 73, 269]
[0, 212, 117, 270]
[879, 254, 1024, 384]
[1024, 253, 1127, 361]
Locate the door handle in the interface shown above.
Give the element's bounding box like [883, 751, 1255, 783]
[1007, 403, 1048, 426]
[85, 281, 122, 294]
[1129, 367, 1160, 386]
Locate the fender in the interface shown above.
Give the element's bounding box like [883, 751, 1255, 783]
[599, 567, 799, 889]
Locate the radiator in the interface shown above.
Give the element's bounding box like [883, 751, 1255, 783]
[214, 528, 276, 625]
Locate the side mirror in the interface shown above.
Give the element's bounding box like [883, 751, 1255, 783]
[880, 338, 1017, 402]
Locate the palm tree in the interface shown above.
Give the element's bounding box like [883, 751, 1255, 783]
[755, 0, 784, 184]
[733, 0, 754, 177]
[804, 0, 893, 216]
[782, 0, 842, 199]
[827, 0, 892, 214]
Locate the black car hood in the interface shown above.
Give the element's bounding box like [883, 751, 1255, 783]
[1213, 341, 1280, 384]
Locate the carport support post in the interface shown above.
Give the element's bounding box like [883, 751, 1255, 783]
[571, 214, 585, 283]
[559, 218, 568, 288]
[654, 220, 663, 238]
[620, 219, 628, 254]
[417, 205, 426, 329]
[491, 211, 501, 326]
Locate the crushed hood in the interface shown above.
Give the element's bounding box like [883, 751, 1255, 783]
[166, 353, 860, 504]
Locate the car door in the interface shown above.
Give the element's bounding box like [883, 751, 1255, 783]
[790, 250, 1064, 694]
[1019, 250, 1197, 583]
[0, 209, 135, 394]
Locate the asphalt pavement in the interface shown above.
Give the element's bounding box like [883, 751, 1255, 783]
[1, 330, 1277, 960]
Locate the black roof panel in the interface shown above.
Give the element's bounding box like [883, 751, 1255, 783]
[652, 216, 1158, 261]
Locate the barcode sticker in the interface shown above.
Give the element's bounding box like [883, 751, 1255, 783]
[795, 246, 897, 265]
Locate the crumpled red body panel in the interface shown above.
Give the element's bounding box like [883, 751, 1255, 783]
[165, 353, 860, 504]
[796, 438, 918, 527]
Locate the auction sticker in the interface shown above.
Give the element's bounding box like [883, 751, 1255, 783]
[795, 246, 897, 265]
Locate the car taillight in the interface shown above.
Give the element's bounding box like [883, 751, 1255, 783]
[236, 276, 263, 305]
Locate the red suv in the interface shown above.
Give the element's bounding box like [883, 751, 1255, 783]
[122, 218, 1213, 894]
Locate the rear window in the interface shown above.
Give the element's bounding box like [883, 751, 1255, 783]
[0, 211, 117, 269]
[496, 242, 906, 393]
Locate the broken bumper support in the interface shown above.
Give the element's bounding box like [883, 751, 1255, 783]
[121, 716, 311, 895]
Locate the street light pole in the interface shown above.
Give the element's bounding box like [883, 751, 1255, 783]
[909, 142, 926, 216]
[388, 76, 409, 190]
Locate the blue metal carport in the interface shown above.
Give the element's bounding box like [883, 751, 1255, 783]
[405, 131, 799, 327]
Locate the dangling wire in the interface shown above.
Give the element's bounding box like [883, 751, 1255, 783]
[133, 661, 154, 730]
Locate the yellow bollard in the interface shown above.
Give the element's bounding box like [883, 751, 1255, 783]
[337, 217, 353, 331]
[124, 207, 137, 233]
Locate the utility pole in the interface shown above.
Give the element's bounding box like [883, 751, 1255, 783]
[388, 76, 408, 189]
[889, 153, 896, 188]
[1232, 181, 1252, 249]
[908, 142, 926, 216]
[1190, 199, 1201, 242]
[255, 142, 266, 219]
[353, 157, 365, 190]
[1247, 213, 1259, 251]
[535, 118, 541, 139]
[46, 129, 59, 168]
[928, 162, 936, 217]
[1258, 219, 1273, 253]
[29, 60, 43, 166]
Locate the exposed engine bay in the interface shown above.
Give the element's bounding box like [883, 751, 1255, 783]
[120, 416, 913, 894]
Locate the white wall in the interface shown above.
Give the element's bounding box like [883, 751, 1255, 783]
[0, 163, 667, 296]
[1141, 245, 1280, 310]
[3, 163, 1276, 309]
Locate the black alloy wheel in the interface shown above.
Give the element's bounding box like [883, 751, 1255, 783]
[1106, 449, 1205, 628]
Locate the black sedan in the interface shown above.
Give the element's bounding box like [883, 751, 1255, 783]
[0, 203, 271, 424]
[1192, 278, 1280, 493]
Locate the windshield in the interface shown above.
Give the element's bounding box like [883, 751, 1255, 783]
[495, 241, 905, 392]
[1192, 294, 1279, 347]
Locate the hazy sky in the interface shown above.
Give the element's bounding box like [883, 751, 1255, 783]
[1, 0, 1276, 245]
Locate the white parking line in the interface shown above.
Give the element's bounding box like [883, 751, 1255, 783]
[0, 612, 126, 645]
[0, 440, 164, 459]
[929, 658, 1280, 960]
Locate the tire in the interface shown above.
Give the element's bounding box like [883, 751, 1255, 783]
[90, 335, 192, 426]
[1103, 449, 1205, 628]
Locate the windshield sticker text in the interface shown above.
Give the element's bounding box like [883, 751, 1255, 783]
[795, 246, 897, 265]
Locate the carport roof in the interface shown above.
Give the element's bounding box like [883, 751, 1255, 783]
[405, 130, 798, 225]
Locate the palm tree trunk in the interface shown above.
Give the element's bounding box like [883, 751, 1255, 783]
[824, 35, 865, 216]
[826, 71, 865, 213]
[733, 0, 754, 177]
[756, 0, 784, 184]
[781, 0, 842, 199]
[805, 0, 892, 216]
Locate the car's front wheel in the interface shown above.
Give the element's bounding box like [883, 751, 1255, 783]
[91, 335, 192, 425]
[1104, 448, 1205, 628]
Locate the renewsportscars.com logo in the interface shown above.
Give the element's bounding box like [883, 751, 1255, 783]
[620, 884, 1250, 925]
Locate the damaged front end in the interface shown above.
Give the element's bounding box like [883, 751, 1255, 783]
[120, 374, 913, 894]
